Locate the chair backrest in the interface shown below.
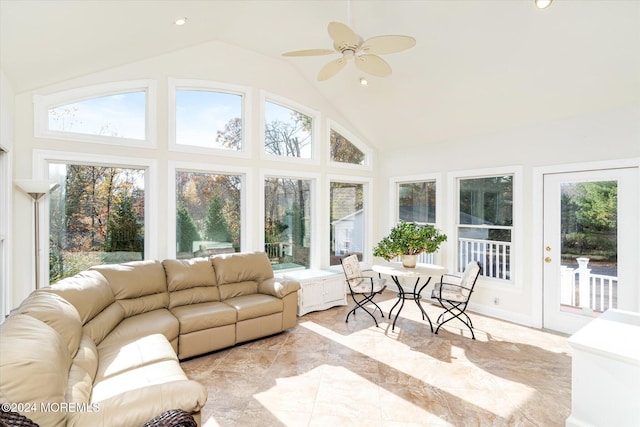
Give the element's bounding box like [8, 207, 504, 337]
[341, 254, 363, 286]
[459, 261, 482, 297]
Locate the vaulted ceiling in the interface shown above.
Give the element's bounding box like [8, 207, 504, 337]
[1, 0, 639, 151]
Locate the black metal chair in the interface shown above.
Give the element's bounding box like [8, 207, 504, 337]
[341, 254, 387, 327]
[432, 261, 482, 339]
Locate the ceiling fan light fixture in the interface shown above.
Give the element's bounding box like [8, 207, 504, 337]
[535, 0, 553, 9]
[174, 17, 188, 26]
[359, 77, 368, 86]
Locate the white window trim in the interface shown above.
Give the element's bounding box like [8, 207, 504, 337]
[0, 145, 11, 319]
[326, 175, 373, 270]
[387, 173, 445, 265]
[260, 91, 321, 165]
[34, 80, 157, 148]
[32, 149, 158, 286]
[167, 161, 251, 259]
[259, 169, 321, 270]
[327, 119, 372, 170]
[447, 166, 523, 289]
[167, 78, 252, 158]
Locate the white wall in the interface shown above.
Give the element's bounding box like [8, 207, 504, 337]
[379, 105, 640, 326]
[10, 40, 378, 309]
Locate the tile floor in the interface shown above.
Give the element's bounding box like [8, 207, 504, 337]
[181, 291, 572, 427]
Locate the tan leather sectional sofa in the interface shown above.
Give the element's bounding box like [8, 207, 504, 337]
[0, 251, 301, 427]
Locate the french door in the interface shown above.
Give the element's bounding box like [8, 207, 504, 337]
[543, 167, 638, 334]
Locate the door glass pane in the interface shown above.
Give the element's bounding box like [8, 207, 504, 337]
[49, 163, 145, 283]
[330, 182, 364, 265]
[560, 180, 618, 315]
[175, 171, 241, 259]
[264, 177, 311, 270]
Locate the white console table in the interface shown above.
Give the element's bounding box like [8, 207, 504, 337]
[280, 269, 347, 316]
[566, 309, 640, 427]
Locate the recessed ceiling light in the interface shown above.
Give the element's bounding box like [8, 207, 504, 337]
[174, 17, 188, 26]
[535, 0, 552, 9]
[359, 78, 368, 86]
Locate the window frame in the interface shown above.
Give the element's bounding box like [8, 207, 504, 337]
[326, 175, 373, 269]
[388, 173, 444, 265]
[33, 149, 158, 286]
[327, 119, 372, 170]
[260, 91, 321, 164]
[34, 80, 157, 148]
[0, 145, 10, 319]
[447, 166, 522, 288]
[167, 161, 251, 259]
[167, 78, 252, 158]
[260, 169, 320, 270]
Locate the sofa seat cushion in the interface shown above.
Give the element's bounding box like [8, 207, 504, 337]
[98, 309, 179, 349]
[223, 293, 283, 321]
[171, 301, 237, 334]
[68, 380, 207, 427]
[96, 334, 178, 382]
[91, 360, 190, 403]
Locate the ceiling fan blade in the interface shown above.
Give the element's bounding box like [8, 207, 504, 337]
[328, 22, 361, 48]
[318, 58, 347, 81]
[360, 35, 416, 55]
[282, 49, 336, 57]
[354, 54, 392, 77]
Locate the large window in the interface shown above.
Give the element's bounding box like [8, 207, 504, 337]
[48, 163, 145, 283]
[264, 177, 312, 270]
[458, 175, 513, 280]
[330, 181, 365, 265]
[264, 100, 313, 159]
[175, 171, 241, 259]
[34, 80, 156, 147]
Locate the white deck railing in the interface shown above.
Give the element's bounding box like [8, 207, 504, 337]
[560, 257, 617, 312]
[459, 238, 511, 280]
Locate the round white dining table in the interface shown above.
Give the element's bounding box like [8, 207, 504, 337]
[372, 262, 447, 331]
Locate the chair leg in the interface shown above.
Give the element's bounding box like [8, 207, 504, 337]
[434, 300, 475, 339]
[346, 292, 381, 327]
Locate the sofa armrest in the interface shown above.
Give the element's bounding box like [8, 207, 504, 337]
[258, 278, 301, 298]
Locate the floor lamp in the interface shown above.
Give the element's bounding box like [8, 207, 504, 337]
[14, 179, 59, 289]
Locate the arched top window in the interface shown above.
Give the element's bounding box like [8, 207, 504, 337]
[261, 91, 320, 163]
[168, 79, 252, 156]
[34, 80, 157, 147]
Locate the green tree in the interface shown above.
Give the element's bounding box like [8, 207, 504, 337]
[574, 181, 617, 232]
[105, 196, 143, 253]
[204, 197, 231, 242]
[176, 202, 200, 253]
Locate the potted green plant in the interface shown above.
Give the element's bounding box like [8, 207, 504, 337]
[373, 221, 447, 268]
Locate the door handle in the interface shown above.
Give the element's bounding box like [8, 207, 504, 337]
[544, 257, 552, 263]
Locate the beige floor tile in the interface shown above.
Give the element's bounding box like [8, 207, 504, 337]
[184, 290, 572, 427]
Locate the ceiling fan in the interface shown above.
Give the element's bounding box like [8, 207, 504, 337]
[282, 21, 416, 81]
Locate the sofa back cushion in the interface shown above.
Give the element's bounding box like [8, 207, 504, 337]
[0, 314, 70, 427]
[212, 252, 274, 299]
[92, 260, 169, 317]
[162, 258, 220, 308]
[47, 270, 123, 345]
[14, 290, 82, 358]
